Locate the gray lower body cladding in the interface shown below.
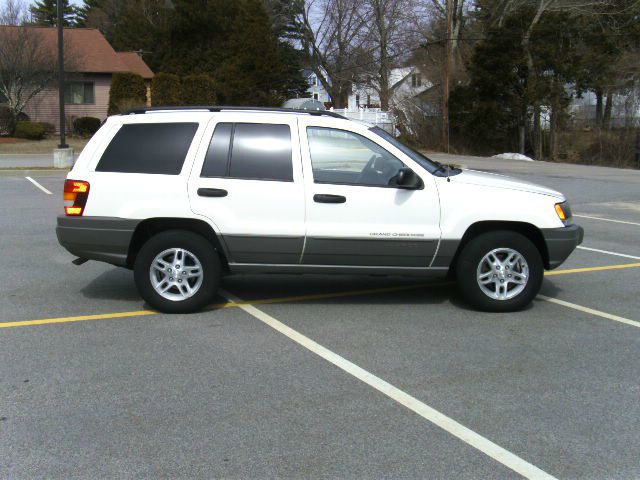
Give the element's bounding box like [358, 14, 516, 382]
[302, 237, 438, 267]
[56, 215, 139, 267]
[56, 216, 583, 273]
[541, 224, 584, 269]
[223, 235, 304, 264]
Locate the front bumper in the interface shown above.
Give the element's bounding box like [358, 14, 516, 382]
[541, 224, 584, 269]
[56, 215, 139, 267]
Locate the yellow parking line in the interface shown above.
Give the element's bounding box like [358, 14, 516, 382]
[0, 309, 158, 328]
[2, 262, 640, 330]
[0, 282, 446, 329]
[545, 262, 640, 276]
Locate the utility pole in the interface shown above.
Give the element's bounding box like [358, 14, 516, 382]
[57, 0, 67, 148]
[442, 0, 453, 153]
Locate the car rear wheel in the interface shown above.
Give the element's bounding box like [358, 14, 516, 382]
[455, 231, 543, 312]
[134, 230, 220, 313]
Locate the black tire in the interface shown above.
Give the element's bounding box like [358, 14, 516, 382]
[134, 230, 221, 313]
[455, 230, 544, 312]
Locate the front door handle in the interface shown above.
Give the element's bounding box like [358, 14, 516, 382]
[198, 188, 228, 198]
[314, 194, 346, 204]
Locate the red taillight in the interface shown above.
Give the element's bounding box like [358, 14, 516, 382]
[64, 179, 90, 216]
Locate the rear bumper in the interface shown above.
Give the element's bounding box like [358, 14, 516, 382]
[541, 224, 584, 269]
[56, 215, 139, 267]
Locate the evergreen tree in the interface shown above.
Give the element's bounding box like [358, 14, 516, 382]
[74, 0, 102, 28]
[156, 0, 305, 105]
[30, 0, 75, 26]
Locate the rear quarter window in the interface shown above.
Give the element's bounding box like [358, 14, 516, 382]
[229, 123, 293, 181]
[96, 123, 199, 175]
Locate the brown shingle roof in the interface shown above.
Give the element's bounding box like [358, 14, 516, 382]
[0, 26, 154, 77]
[116, 52, 154, 79]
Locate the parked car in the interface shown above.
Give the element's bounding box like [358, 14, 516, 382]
[56, 106, 583, 313]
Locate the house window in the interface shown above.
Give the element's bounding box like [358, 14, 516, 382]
[64, 82, 95, 105]
[0, 89, 7, 104]
[313, 93, 319, 100]
[411, 74, 422, 88]
[308, 75, 317, 86]
[356, 94, 360, 107]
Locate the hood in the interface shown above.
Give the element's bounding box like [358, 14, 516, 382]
[452, 169, 564, 198]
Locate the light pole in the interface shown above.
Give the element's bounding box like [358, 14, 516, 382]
[57, 0, 67, 148]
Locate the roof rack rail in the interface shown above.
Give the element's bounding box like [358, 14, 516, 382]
[123, 105, 347, 119]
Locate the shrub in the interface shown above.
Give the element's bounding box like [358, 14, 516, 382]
[151, 73, 182, 106]
[108, 72, 147, 115]
[14, 121, 46, 140]
[40, 122, 56, 136]
[181, 74, 218, 106]
[73, 116, 101, 137]
[0, 106, 15, 135]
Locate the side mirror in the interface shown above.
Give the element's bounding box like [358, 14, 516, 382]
[393, 167, 423, 190]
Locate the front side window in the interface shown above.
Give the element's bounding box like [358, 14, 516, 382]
[200, 123, 293, 182]
[96, 122, 198, 175]
[369, 126, 439, 174]
[65, 82, 95, 104]
[307, 127, 405, 187]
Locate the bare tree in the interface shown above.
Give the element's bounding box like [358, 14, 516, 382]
[0, 25, 74, 128]
[424, 0, 465, 53]
[358, 0, 416, 110]
[292, 0, 368, 108]
[0, 0, 29, 25]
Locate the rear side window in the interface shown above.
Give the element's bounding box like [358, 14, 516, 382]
[96, 123, 198, 175]
[200, 123, 293, 182]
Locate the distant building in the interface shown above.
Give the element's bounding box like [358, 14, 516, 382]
[297, 66, 430, 110]
[0, 26, 154, 132]
[348, 67, 431, 110]
[302, 68, 332, 105]
[570, 89, 640, 128]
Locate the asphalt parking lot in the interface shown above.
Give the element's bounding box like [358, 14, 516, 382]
[1, 157, 639, 479]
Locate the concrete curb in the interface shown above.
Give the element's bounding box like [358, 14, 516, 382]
[0, 168, 70, 176]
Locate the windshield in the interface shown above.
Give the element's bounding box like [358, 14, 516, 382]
[369, 127, 439, 173]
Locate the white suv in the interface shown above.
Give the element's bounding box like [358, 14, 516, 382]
[56, 107, 583, 313]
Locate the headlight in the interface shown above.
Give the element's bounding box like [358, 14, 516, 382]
[554, 201, 572, 224]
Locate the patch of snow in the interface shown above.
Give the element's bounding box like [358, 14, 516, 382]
[492, 153, 535, 162]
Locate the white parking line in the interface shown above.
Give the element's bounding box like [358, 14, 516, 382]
[538, 295, 640, 329]
[574, 214, 640, 227]
[221, 289, 557, 480]
[577, 246, 640, 260]
[25, 176, 52, 195]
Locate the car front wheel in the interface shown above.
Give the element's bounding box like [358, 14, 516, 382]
[455, 231, 544, 312]
[134, 230, 221, 313]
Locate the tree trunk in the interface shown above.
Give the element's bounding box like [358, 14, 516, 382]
[595, 88, 603, 128]
[533, 104, 542, 160]
[442, 0, 453, 153]
[550, 106, 558, 161]
[379, 66, 390, 111]
[519, 102, 527, 154]
[375, 0, 390, 111]
[330, 85, 348, 109]
[603, 90, 613, 129]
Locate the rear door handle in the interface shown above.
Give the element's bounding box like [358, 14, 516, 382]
[198, 188, 228, 198]
[314, 194, 346, 204]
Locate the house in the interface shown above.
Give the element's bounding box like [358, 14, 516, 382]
[299, 66, 430, 111]
[348, 67, 430, 110]
[0, 26, 154, 132]
[570, 89, 640, 128]
[303, 68, 332, 105]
